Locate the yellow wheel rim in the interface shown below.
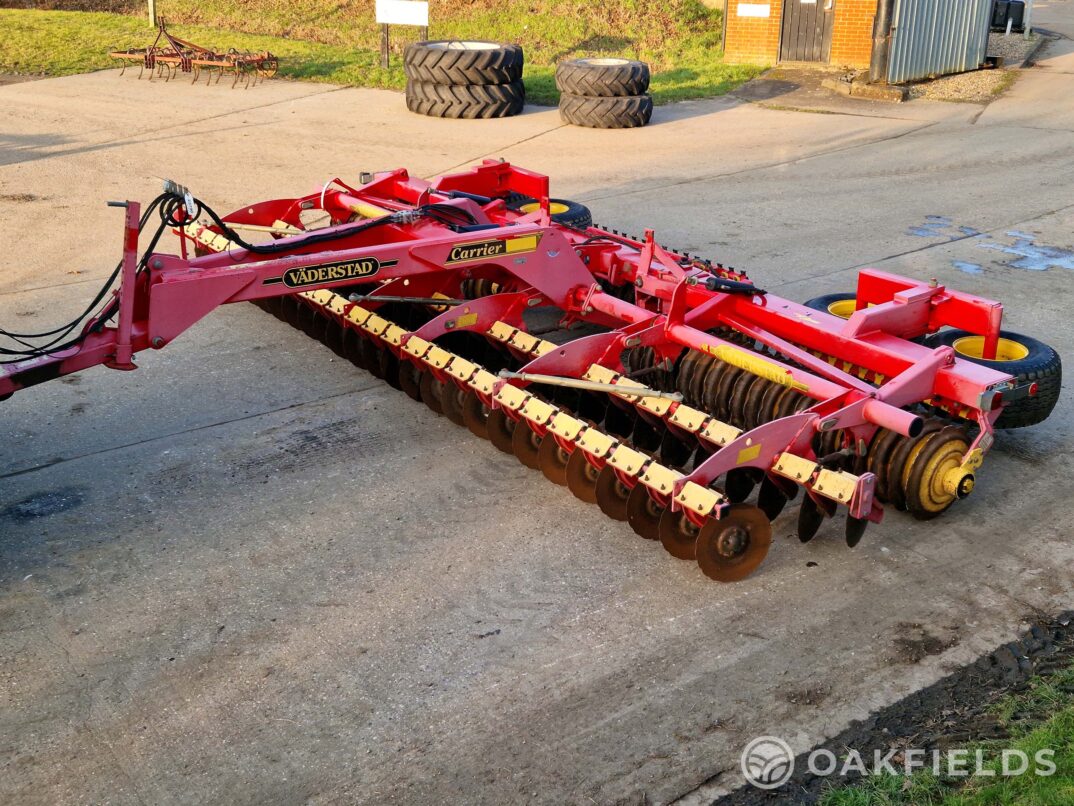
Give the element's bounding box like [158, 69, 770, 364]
[827, 298, 858, 319]
[952, 335, 1029, 362]
[519, 201, 570, 216]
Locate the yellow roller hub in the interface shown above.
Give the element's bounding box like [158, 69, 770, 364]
[827, 299, 858, 319]
[519, 201, 570, 216]
[952, 335, 1029, 362]
[913, 435, 969, 515]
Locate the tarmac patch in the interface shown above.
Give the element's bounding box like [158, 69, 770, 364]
[0, 488, 84, 521]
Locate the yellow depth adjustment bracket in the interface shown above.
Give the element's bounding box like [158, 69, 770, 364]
[316, 294, 728, 519]
[773, 452, 862, 506]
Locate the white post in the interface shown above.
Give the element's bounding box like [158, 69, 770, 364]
[1024, 0, 1034, 39]
[148, 0, 156, 26]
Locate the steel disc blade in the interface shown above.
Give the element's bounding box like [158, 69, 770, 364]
[511, 420, 543, 469]
[724, 468, 757, 503]
[845, 515, 868, 548]
[361, 337, 385, 379]
[439, 381, 467, 427]
[757, 475, 789, 521]
[418, 370, 444, 415]
[537, 437, 571, 486]
[658, 508, 700, 560]
[461, 391, 491, 439]
[603, 403, 636, 439]
[631, 417, 664, 453]
[279, 296, 302, 326]
[398, 361, 423, 402]
[626, 484, 664, 540]
[486, 408, 516, 454]
[261, 295, 283, 319]
[342, 328, 367, 369]
[577, 392, 607, 424]
[797, 495, 825, 543]
[594, 466, 631, 522]
[565, 450, 600, 504]
[296, 304, 318, 337]
[306, 310, 330, 342]
[378, 348, 401, 390]
[325, 321, 347, 358]
[658, 429, 695, 470]
[695, 504, 772, 582]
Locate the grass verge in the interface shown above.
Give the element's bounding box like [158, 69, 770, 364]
[0, 5, 764, 104]
[820, 660, 1074, 806]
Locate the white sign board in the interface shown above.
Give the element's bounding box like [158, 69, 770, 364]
[375, 0, 428, 26]
[737, 3, 771, 17]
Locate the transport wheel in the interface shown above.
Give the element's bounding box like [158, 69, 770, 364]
[565, 451, 600, 504]
[555, 58, 650, 97]
[403, 41, 523, 85]
[406, 79, 525, 119]
[594, 466, 631, 521]
[803, 292, 858, 319]
[925, 329, 1061, 428]
[626, 484, 664, 540]
[558, 92, 653, 129]
[658, 508, 700, 560]
[695, 504, 772, 582]
[506, 196, 592, 230]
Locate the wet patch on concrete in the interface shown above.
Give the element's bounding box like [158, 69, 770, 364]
[908, 217, 1074, 272]
[977, 230, 1074, 271]
[0, 488, 84, 522]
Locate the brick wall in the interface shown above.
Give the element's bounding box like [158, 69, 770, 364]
[830, 0, 877, 68]
[723, 0, 783, 65]
[724, 0, 877, 68]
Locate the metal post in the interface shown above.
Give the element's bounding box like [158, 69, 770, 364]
[420, 26, 429, 41]
[105, 201, 141, 370]
[380, 24, 390, 68]
[869, 0, 898, 83]
[148, 0, 156, 26]
[1025, 0, 1034, 39]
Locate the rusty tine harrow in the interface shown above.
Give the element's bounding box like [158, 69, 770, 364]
[110, 20, 278, 87]
[0, 163, 1061, 582]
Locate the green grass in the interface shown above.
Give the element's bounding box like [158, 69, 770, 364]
[820, 661, 1074, 806]
[0, 3, 764, 104]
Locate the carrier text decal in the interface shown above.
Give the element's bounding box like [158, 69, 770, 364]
[446, 233, 541, 264]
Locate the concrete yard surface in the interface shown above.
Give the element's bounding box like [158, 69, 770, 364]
[2, 4, 1074, 803]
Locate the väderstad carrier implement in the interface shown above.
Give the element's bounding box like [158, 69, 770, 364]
[1, 162, 1061, 581]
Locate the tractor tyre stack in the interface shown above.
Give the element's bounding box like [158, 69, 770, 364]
[404, 41, 525, 119]
[556, 58, 652, 129]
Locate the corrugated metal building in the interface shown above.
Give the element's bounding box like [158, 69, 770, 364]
[724, 0, 994, 83]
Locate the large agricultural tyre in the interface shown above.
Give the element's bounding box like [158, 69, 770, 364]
[406, 79, 526, 119]
[506, 196, 592, 230]
[558, 92, 653, 129]
[555, 58, 650, 97]
[925, 329, 1062, 429]
[403, 41, 524, 85]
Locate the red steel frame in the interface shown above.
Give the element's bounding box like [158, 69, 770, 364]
[1, 161, 1019, 526]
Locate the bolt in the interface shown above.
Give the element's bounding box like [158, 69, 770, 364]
[151, 337, 165, 348]
[152, 258, 163, 269]
[635, 277, 644, 288]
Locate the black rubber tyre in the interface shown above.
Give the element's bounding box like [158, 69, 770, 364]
[406, 79, 525, 119]
[925, 329, 1061, 429]
[555, 58, 650, 97]
[506, 196, 592, 230]
[558, 92, 652, 129]
[803, 292, 858, 319]
[403, 41, 523, 85]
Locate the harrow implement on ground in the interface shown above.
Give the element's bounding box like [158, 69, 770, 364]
[0, 162, 1060, 581]
[110, 20, 278, 87]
